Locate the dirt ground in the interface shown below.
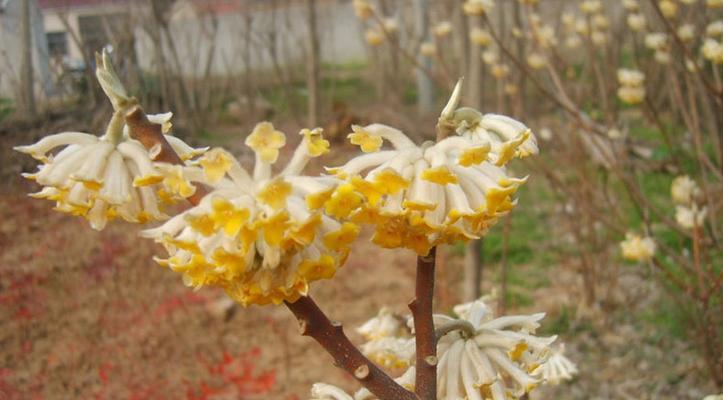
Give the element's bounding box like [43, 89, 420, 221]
[0, 115, 717, 399]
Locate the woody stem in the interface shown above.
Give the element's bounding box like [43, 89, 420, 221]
[285, 296, 417, 400]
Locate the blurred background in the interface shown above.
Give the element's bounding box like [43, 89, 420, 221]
[0, 0, 721, 398]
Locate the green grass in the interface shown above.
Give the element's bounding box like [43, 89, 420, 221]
[0, 98, 14, 122]
[482, 184, 551, 267]
[640, 296, 689, 340]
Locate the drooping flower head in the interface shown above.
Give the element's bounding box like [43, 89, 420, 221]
[620, 232, 656, 262]
[670, 175, 700, 205]
[142, 124, 359, 306]
[675, 204, 707, 230]
[531, 344, 578, 385]
[435, 300, 556, 400]
[325, 82, 537, 255]
[15, 50, 204, 230]
[356, 308, 416, 369]
[617, 68, 646, 105]
[463, 0, 495, 16]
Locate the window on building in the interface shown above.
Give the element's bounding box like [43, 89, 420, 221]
[78, 13, 130, 57]
[46, 31, 68, 56]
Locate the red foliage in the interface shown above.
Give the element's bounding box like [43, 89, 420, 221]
[0, 271, 47, 321]
[86, 235, 126, 283]
[186, 348, 275, 400]
[153, 292, 209, 319]
[98, 363, 113, 385]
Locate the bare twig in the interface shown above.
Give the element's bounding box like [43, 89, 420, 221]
[285, 296, 417, 400]
[124, 105, 208, 205]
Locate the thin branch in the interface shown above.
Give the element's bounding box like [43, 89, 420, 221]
[647, 0, 723, 100]
[285, 296, 417, 400]
[410, 247, 438, 400]
[124, 105, 208, 205]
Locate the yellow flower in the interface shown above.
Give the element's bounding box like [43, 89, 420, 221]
[142, 125, 347, 306]
[463, 0, 494, 15]
[353, 0, 374, 20]
[617, 86, 646, 104]
[351, 176, 385, 207]
[306, 187, 335, 209]
[301, 128, 330, 157]
[186, 213, 216, 236]
[495, 129, 531, 165]
[13, 53, 210, 230]
[458, 144, 491, 167]
[258, 211, 291, 246]
[210, 197, 250, 236]
[671, 175, 700, 205]
[470, 27, 493, 46]
[325, 183, 365, 219]
[323, 222, 360, 250]
[435, 300, 555, 399]
[197, 148, 234, 183]
[434, 21, 453, 37]
[659, 0, 678, 18]
[16, 130, 177, 230]
[245, 122, 286, 163]
[348, 125, 383, 152]
[422, 166, 459, 185]
[298, 255, 337, 281]
[288, 213, 322, 246]
[257, 178, 293, 209]
[163, 165, 197, 198]
[372, 169, 410, 194]
[620, 232, 656, 262]
[365, 29, 385, 46]
[326, 88, 537, 255]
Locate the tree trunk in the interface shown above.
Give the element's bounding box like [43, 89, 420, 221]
[20, 0, 36, 118]
[452, 0, 469, 78]
[466, 15, 482, 109]
[306, 0, 320, 127]
[414, 0, 433, 113]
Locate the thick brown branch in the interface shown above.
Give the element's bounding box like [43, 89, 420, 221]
[410, 247, 437, 400]
[124, 105, 207, 205]
[285, 296, 416, 400]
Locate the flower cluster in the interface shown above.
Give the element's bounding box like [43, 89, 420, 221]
[671, 175, 706, 230]
[15, 50, 205, 230]
[16, 53, 538, 311]
[312, 298, 564, 400]
[531, 345, 578, 385]
[325, 84, 537, 255]
[141, 124, 359, 306]
[434, 300, 555, 399]
[356, 308, 416, 369]
[620, 232, 656, 262]
[617, 68, 646, 105]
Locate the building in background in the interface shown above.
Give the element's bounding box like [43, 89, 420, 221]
[0, 0, 55, 104]
[0, 0, 366, 104]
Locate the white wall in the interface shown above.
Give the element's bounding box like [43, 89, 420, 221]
[0, 0, 55, 102]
